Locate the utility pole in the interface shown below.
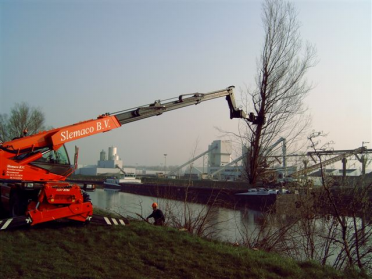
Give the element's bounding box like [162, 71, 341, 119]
[164, 154, 167, 175]
[361, 142, 369, 184]
[342, 157, 347, 185]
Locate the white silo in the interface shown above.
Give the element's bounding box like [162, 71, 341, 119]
[108, 146, 117, 161]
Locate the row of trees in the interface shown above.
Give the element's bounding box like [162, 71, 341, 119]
[0, 102, 46, 143]
[236, 132, 372, 274]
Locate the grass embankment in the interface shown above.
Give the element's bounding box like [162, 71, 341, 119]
[0, 211, 368, 279]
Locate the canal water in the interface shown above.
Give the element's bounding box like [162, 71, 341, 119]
[89, 189, 263, 243]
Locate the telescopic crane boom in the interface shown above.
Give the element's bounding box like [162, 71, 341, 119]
[0, 86, 253, 229]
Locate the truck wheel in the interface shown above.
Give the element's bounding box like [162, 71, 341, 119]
[0, 196, 7, 219]
[10, 192, 27, 217]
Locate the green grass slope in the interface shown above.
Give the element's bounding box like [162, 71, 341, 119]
[0, 215, 368, 279]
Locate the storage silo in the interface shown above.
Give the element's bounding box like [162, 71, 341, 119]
[208, 140, 232, 167]
[108, 146, 117, 161]
[100, 149, 106, 161]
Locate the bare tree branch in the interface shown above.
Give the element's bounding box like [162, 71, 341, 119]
[0, 102, 47, 141]
[243, 0, 317, 184]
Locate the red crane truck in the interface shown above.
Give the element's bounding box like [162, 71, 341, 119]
[0, 86, 253, 230]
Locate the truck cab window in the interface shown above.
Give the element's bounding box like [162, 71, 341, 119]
[41, 146, 70, 165]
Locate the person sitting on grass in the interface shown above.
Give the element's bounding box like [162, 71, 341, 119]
[146, 202, 165, 226]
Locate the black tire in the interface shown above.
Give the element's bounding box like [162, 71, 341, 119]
[0, 194, 7, 219]
[10, 191, 28, 217]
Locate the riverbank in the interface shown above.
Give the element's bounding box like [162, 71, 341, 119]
[0, 209, 366, 279]
[69, 177, 280, 210]
[69, 177, 372, 215]
[118, 182, 278, 210]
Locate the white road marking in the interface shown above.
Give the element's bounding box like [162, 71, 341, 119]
[0, 219, 13, 230]
[104, 217, 111, 225]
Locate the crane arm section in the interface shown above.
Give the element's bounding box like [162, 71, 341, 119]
[167, 145, 218, 176]
[1, 115, 121, 153]
[112, 86, 246, 125]
[1, 86, 246, 154]
[210, 154, 244, 178]
[290, 147, 366, 177]
[115, 164, 126, 175]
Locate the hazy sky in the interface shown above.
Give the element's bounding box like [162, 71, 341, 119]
[1, 0, 371, 168]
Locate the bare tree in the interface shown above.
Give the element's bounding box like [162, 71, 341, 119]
[308, 132, 372, 272]
[242, 0, 317, 185]
[0, 102, 46, 142]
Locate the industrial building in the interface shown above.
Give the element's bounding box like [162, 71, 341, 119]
[75, 146, 135, 177]
[75, 140, 287, 181]
[75, 141, 371, 185]
[75, 140, 244, 180]
[179, 140, 244, 181]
